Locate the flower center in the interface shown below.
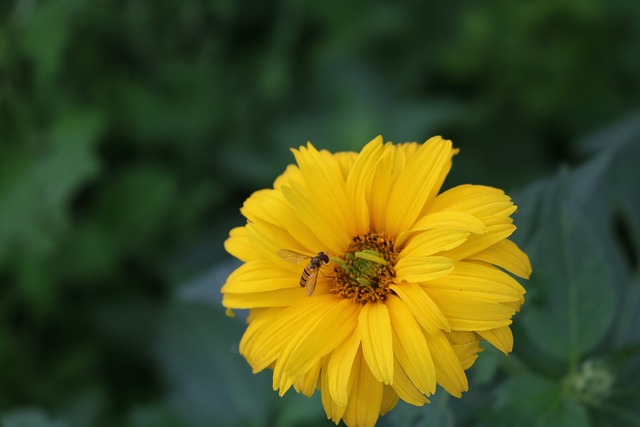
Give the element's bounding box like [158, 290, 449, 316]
[331, 233, 397, 304]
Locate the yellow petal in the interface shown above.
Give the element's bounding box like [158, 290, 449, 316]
[335, 152, 358, 179]
[327, 328, 361, 406]
[390, 282, 450, 334]
[343, 350, 383, 427]
[346, 136, 384, 235]
[221, 260, 298, 293]
[321, 356, 347, 424]
[477, 326, 514, 354]
[222, 287, 304, 309]
[293, 357, 322, 397]
[270, 295, 342, 393]
[426, 332, 468, 397]
[369, 142, 406, 233]
[292, 143, 356, 239]
[380, 385, 399, 416]
[241, 298, 334, 373]
[426, 288, 517, 331]
[426, 261, 526, 301]
[397, 228, 470, 258]
[385, 137, 455, 237]
[442, 222, 516, 262]
[283, 299, 359, 378]
[224, 226, 261, 262]
[391, 359, 429, 406]
[468, 239, 532, 279]
[241, 189, 324, 257]
[358, 302, 394, 385]
[244, 220, 321, 269]
[426, 184, 515, 220]
[274, 163, 304, 190]
[281, 183, 350, 254]
[386, 294, 436, 395]
[394, 256, 454, 283]
[446, 331, 483, 370]
[395, 211, 487, 249]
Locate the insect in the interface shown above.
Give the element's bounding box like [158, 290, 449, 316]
[277, 249, 330, 296]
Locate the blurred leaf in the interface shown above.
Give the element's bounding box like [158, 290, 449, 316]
[90, 164, 177, 251]
[1, 409, 68, 427]
[270, 393, 326, 427]
[16, 0, 86, 86]
[483, 373, 590, 427]
[157, 299, 270, 427]
[126, 404, 189, 427]
[382, 391, 453, 427]
[469, 346, 501, 387]
[0, 110, 102, 261]
[521, 172, 616, 363]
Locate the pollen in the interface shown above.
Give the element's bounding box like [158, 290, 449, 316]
[331, 233, 397, 304]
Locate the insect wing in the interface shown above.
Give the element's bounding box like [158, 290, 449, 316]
[277, 249, 311, 265]
[304, 269, 319, 297]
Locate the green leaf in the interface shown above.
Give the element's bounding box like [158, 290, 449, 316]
[0, 110, 103, 261]
[1, 409, 68, 427]
[484, 373, 590, 427]
[382, 391, 453, 427]
[157, 299, 271, 427]
[90, 164, 177, 251]
[520, 171, 616, 363]
[126, 404, 189, 427]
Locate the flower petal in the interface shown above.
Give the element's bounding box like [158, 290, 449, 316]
[293, 358, 322, 397]
[281, 183, 350, 254]
[386, 294, 436, 395]
[343, 350, 383, 427]
[327, 328, 361, 406]
[384, 137, 456, 237]
[477, 326, 514, 354]
[283, 299, 359, 379]
[240, 297, 335, 373]
[292, 143, 355, 239]
[397, 228, 470, 258]
[442, 222, 517, 262]
[380, 385, 399, 416]
[369, 143, 406, 233]
[426, 332, 468, 397]
[394, 256, 454, 283]
[426, 288, 517, 331]
[395, 211, 487, 249]
[346, 136, 385, 235]
[426, 261, 526, 301]
[221, 260, 298, 293]
[222, 287, 304, 308]
[224, 226, 261, 262]
[468, 239, 532, 279]
[358, 302, 394, 385]
[390, 282, 450, 334]
[447, 331, 482, 370]
[321, 356, 347, 424]
[426, 184, 516, 220]
[391, 359, 429, 406]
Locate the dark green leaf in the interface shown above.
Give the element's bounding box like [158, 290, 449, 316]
[157, 300, 270, 427]
[382, 391, 453, 427]
[521, 172, 616, 362]
[485, 373, 590, 427]
[1, 409, 68, 427]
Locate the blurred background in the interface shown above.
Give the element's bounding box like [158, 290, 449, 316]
[1, 0, 640, 426]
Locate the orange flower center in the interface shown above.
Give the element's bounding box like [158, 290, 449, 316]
[331, 233, 397, 304]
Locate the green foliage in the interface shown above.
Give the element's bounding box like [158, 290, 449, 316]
[2, 0, 640, 426]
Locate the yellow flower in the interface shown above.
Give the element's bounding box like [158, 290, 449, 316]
[221, 136, 531, 427]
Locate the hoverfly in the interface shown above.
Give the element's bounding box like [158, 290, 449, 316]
[277, 249, 330, 297]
